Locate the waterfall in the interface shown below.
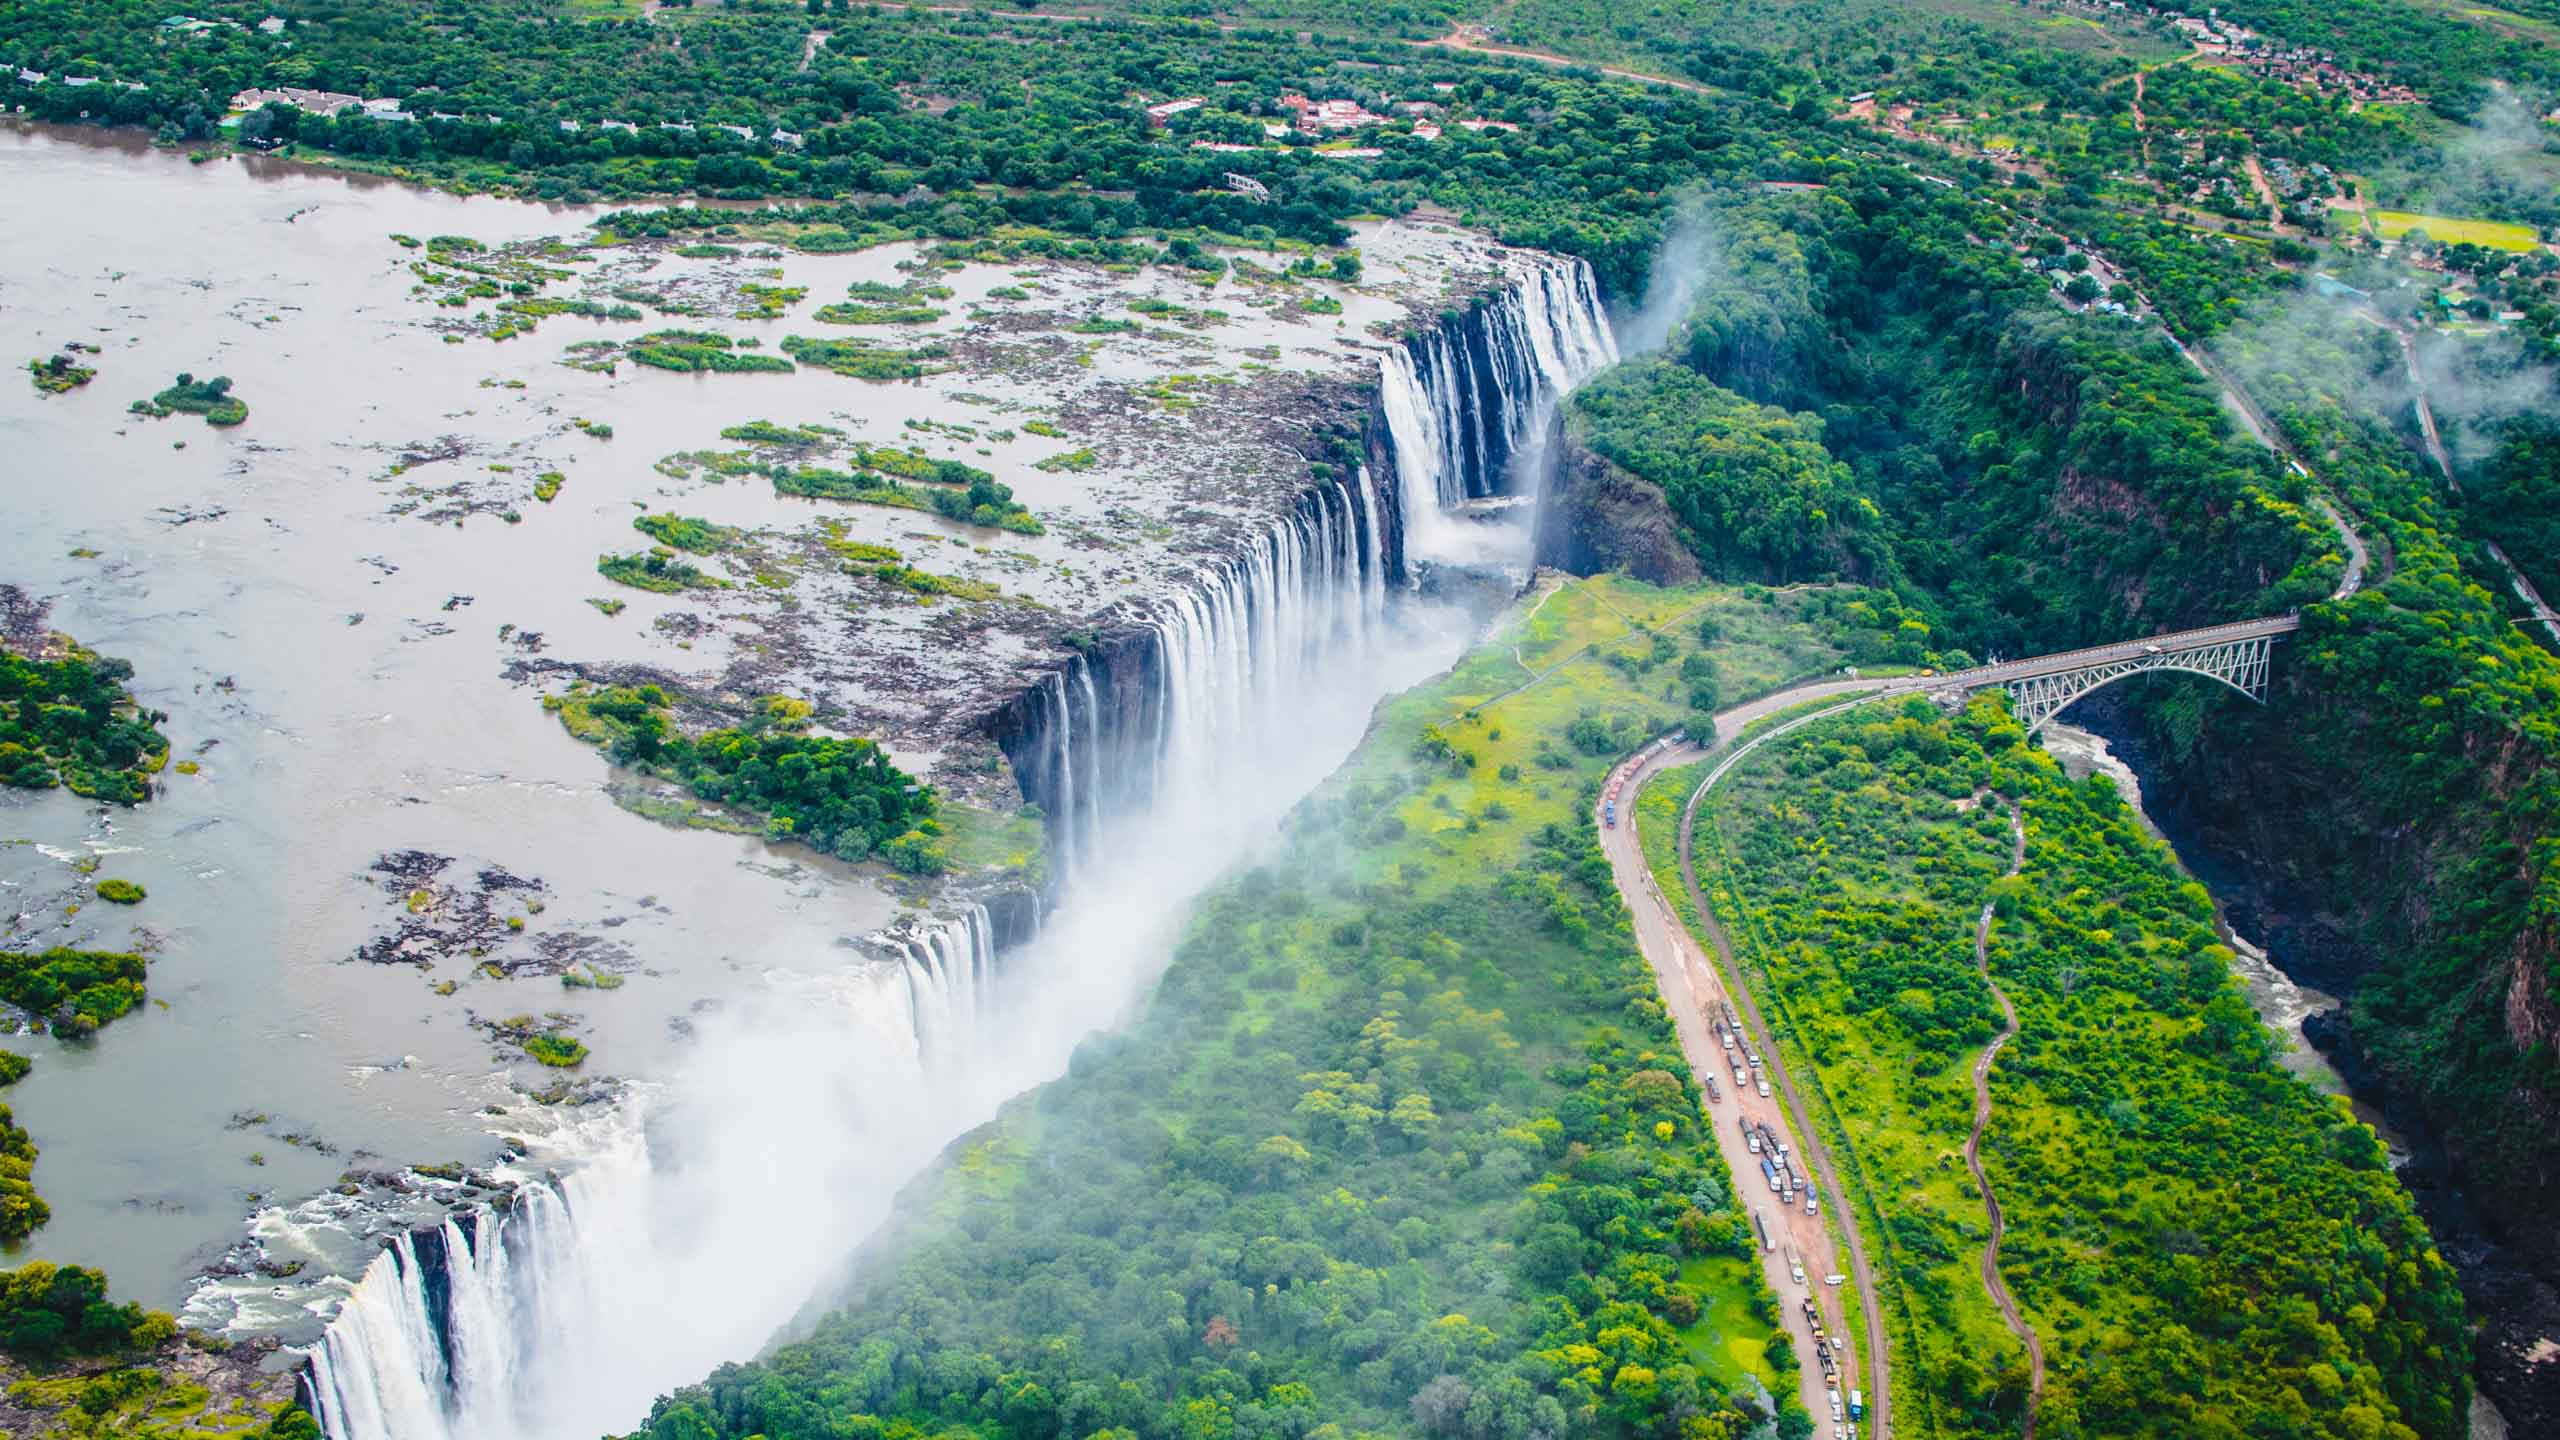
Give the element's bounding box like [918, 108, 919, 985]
[997, 472, 1392, 881]
[1004, 250, 1616, 871]
[1377, 251, 1618, 562]
[298, 245, 1598, 1440]
[302, 905, 1001, 1440]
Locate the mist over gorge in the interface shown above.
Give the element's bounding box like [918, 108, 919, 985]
[3, 0, 2558, 1434]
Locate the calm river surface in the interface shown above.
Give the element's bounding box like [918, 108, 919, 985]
[0, 123, 942, 1314]
[0, 113, 1484, 1333]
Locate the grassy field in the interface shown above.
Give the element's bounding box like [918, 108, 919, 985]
[1340, 574, 1854, 897]
[2371, 208, 2543, 251]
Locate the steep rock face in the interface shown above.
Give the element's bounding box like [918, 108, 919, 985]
[1532, 432, 1703, 587]
[991, 251, 1617, 876]
[2162, 693, 2560, 1241]
[2117, 681, 2560, 1432]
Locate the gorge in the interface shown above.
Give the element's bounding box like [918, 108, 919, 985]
[287, 229, 1620, 1440]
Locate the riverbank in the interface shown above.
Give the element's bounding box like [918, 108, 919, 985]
[2062, 700, 2554, 1439]
[0, 117, 1513, 1336]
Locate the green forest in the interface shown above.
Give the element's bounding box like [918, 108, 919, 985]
[1670, 695, 2469, 1439]
[628, 578, 1869, 1440]
[0, 642, 169, 805]
[10, 0, 2560, 1432]
[546, 683, 943, 865]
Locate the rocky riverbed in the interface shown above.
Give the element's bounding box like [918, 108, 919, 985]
[0, 118, 1534, 1347]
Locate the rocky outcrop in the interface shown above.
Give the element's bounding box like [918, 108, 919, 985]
[1533, 432, 1704, 587]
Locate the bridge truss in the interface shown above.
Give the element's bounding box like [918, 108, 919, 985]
[1995, 631, 2279, 733]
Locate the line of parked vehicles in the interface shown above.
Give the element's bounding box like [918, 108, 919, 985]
[1607, 728, 1862, 1440]
[1744, 1114, 1818, 1216]
[1599, 729, 1686, 829]
[1713, 1006, 1775, 1099]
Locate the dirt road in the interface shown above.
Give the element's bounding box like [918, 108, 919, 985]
[1600, 682, 1912, 1435]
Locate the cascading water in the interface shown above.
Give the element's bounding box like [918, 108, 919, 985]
[300, 247, 1611, 1440]
[1377, 252, 1618, 563]
[302, 906, 1000, 1440]
[1007, 475, 1392, 880]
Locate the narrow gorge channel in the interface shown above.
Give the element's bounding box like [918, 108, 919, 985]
[298, 255, 1618, 1440]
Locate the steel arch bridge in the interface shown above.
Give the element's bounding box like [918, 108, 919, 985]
[1933, 615, 2302, 734]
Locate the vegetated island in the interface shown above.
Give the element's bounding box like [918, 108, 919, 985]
[128, 373, 247, 427]
[667, 421, 1046, 536]
[0, 942, 289, 1439]
[545, 683, 950, 871]
[1, 632, 171, 805]
[0, 1252, 311, 1440]
[25, 353, 95, 395]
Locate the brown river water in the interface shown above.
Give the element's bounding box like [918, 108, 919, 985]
[0, 119, 1482, 1320]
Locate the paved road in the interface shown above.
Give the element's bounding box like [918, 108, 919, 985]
[1584, 607, 2339, 1440]
[1600, 733, 1873, 1435]
[1961, 795, 2044, 1435]
[1936, 613, 2301, 691]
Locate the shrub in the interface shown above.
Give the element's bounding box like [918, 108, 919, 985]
[522, 1033, 588, 1067]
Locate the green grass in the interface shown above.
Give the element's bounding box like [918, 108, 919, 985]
[1676, 1254, 1781, 1390]
[597, 548, 732, 593]
[2370, 208, 2542, 251]
[937, 802, 1046, 885]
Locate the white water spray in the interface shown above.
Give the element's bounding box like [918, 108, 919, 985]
[1378, 252, 1618, 566]
[303, 249, 1612, 1440]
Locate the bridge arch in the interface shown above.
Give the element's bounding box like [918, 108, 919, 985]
[1991, 633, 2276, 734]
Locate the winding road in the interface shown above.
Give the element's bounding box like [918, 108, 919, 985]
[1584, 517, 2370, 1432]
[1961, 794, 2044, 1435]
[2367, 317, 2560, 648]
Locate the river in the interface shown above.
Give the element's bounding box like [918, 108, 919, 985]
[0, 117, 1630, 1435]
[2042, 722, 2532, 1439]
[2040, 723, 2347, 1095]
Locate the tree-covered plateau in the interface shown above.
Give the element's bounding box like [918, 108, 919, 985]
[1671, 695, 2469, 1440]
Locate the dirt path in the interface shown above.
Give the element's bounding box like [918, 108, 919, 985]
[1648, 686, 1918, 1440]
[1605, 712, 1899, 1435]
[2241, 155, 2286, 228]
[1423, 27, 1713, 95]
[2160, 335, 2377, 597]
[2131, 71, 2154, 171]
[1963, 794, 2045, 1435]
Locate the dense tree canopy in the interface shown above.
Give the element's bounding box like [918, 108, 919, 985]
[551, 684, 939, 865]
[0, 643, 169, 805]
[1568, 359, 1889, 585]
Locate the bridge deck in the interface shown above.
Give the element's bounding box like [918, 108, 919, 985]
[1940, 614, 2301, 690]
